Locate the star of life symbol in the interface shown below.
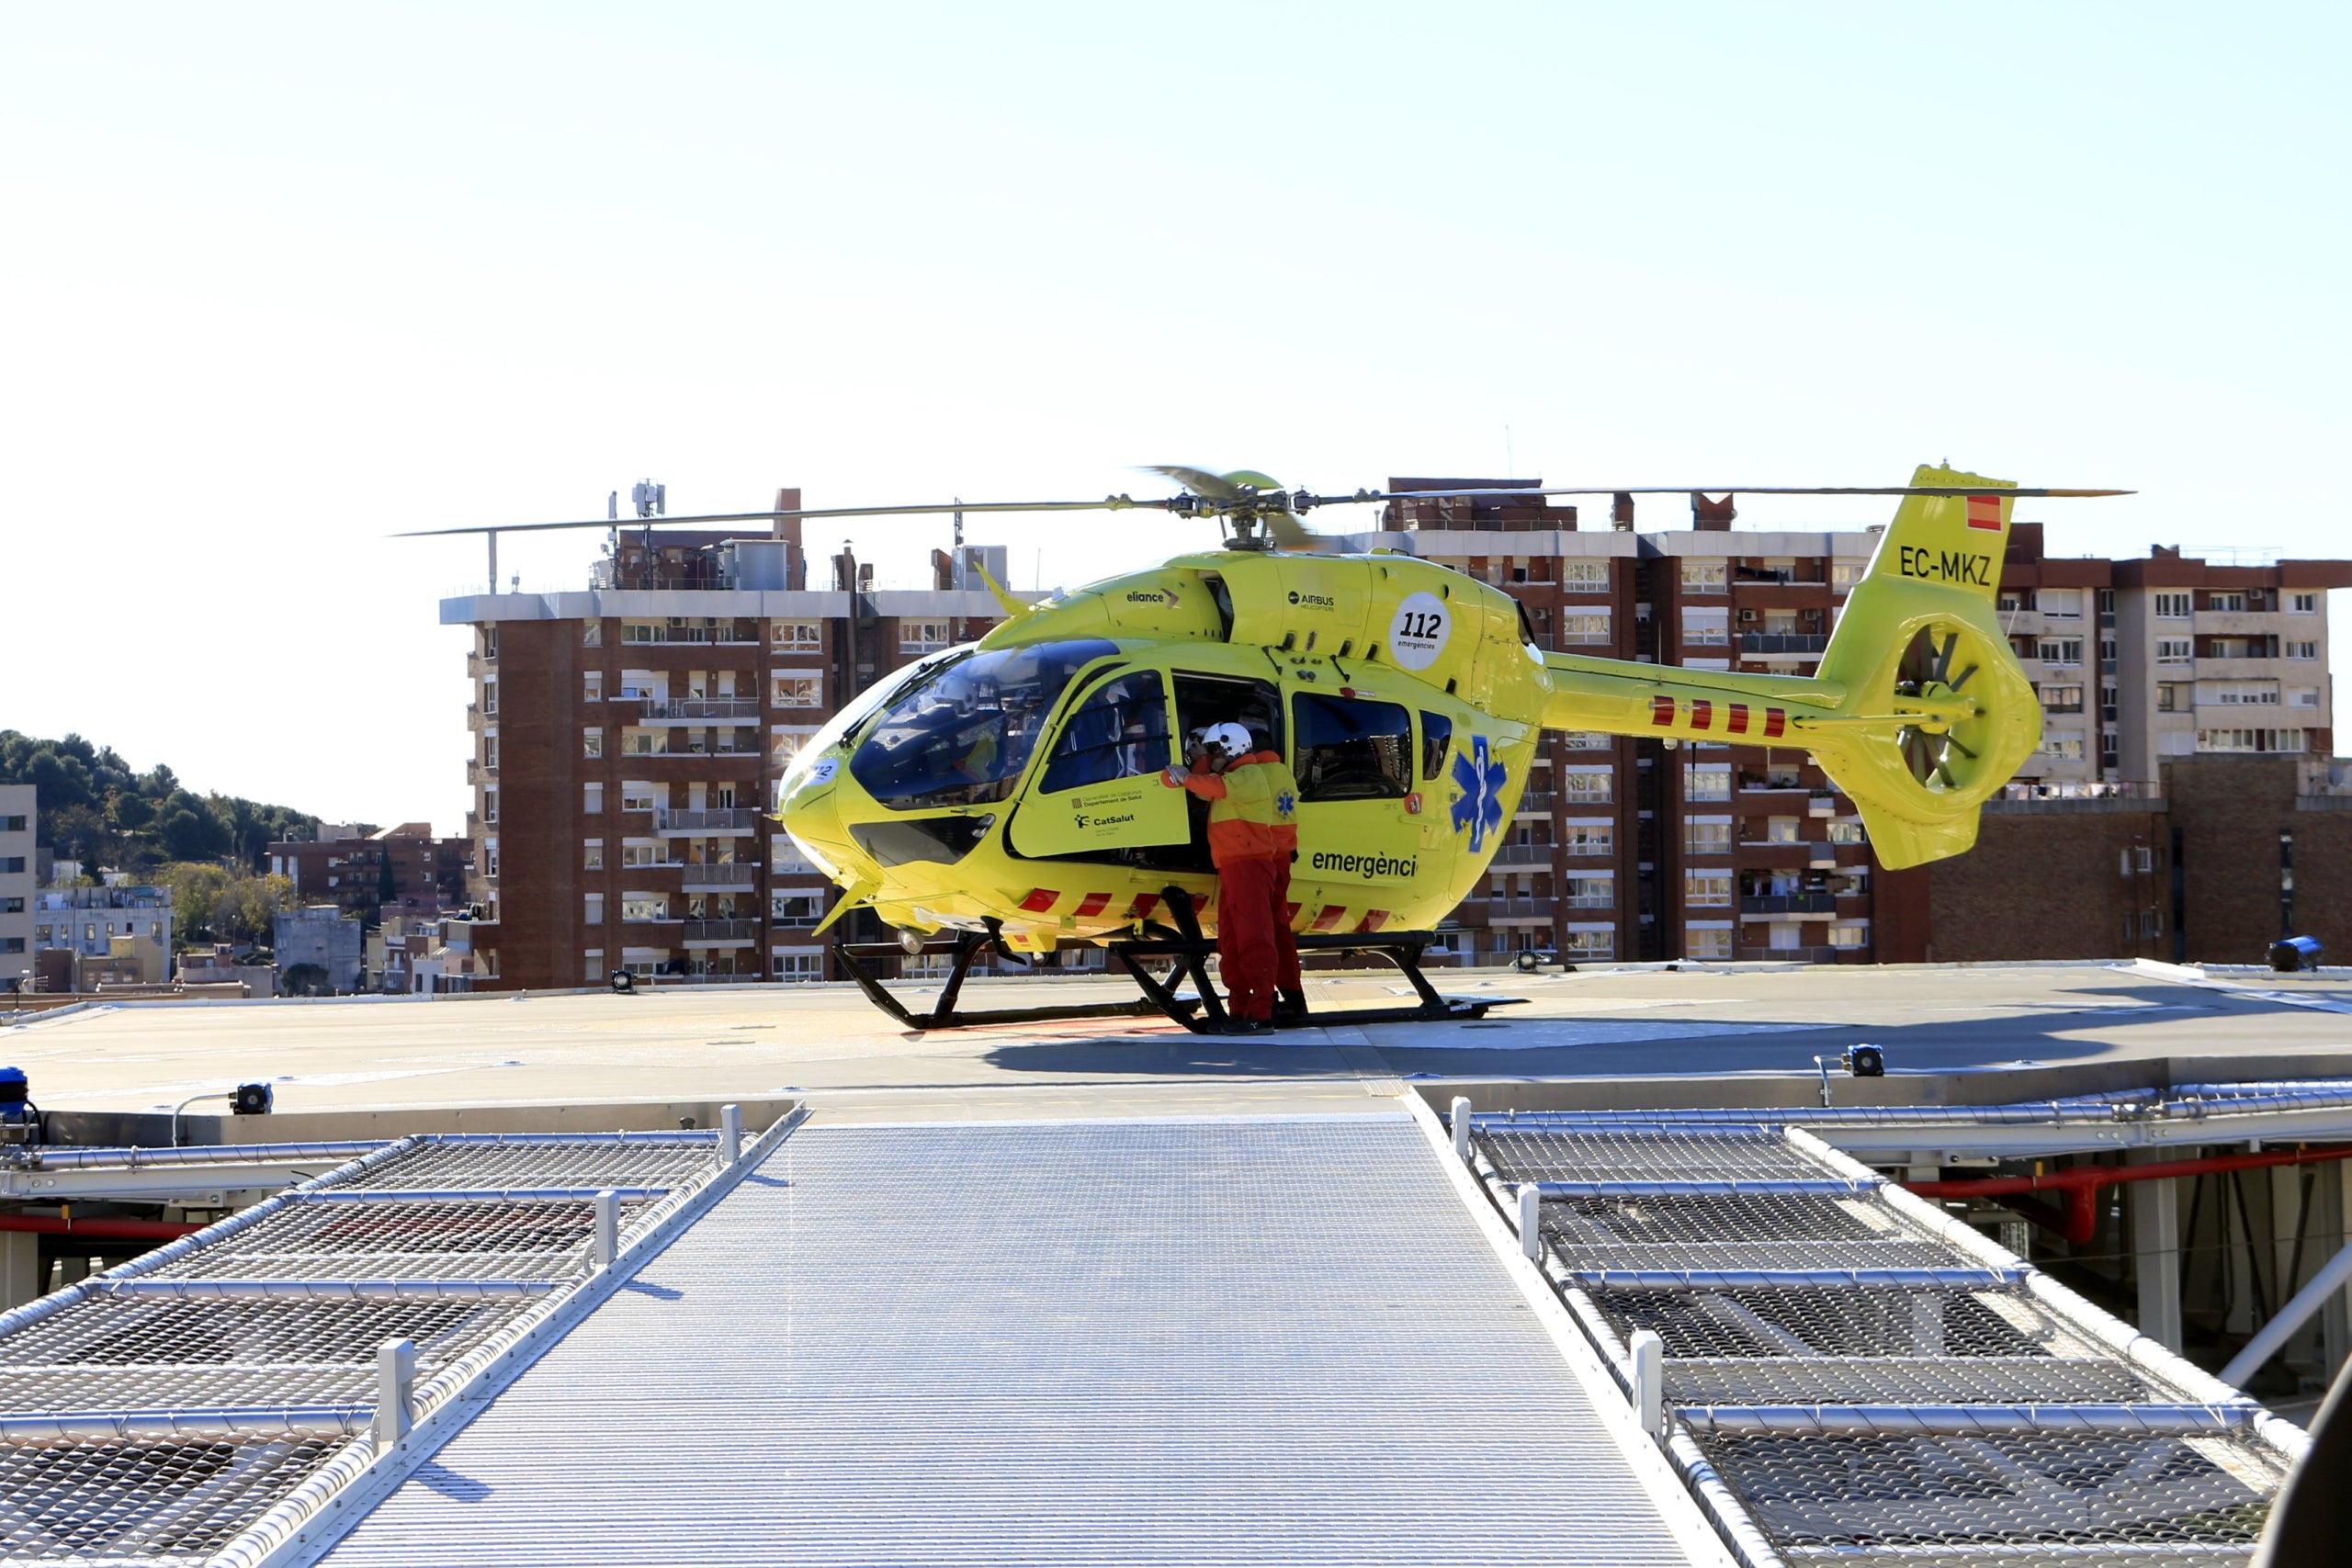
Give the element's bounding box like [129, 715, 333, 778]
[1275, 789, 1296, 816]
[1449, 736, 1506, 853]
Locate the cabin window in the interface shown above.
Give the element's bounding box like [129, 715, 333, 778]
[1292, 694, 1412, 802]
[1419, 711, 1453, 781]
[848, 639, 1116, 809]
[1040, 670, 1171, 794]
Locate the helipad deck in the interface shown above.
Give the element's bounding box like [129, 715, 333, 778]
[322, 1114, 1696, 1566]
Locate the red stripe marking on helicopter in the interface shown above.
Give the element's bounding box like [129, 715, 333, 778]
[1764, 707, 1787, 739]
[1125, 894, 1160, 920]
[1355, 910, 1390, 933]
[1283, 902, 1302, 924]
[1017, 888, 1058, 912]
[1650, 694, 1676, 727]
[1690, 700, 1713, 730]
[1966, 494, 2003, 531]
[1726, 703, 1749, 734]
[1311, 906, 1346, 931]
[1074, 892, 1112, 919]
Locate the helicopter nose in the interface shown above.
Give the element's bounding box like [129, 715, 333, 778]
[775, 763, 873, 886]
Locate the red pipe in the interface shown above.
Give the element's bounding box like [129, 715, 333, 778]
[1904, 1145, 2352, 1246]
[0, 1213, 204, 1240]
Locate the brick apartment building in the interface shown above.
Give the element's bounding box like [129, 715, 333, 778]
[444, 495, 1020, 989]
[451, 482, 2351, 987]
[267, 824, 469, 923]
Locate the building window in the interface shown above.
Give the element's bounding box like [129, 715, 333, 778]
[620, 840, 663, 868]
[773, 622, 821, 649]
[772, 729, 814, 769]
[2036, 684, 2084, 713]
[2198, 728, 2308, 753]
[1681, 559, 1727, 593]
[2290, 592, 2318, 614]
[771, 892, 825, 925]
[2040, 734, 2086, 761]
[0, 939, 21, 954]
[1827, 923, 1869, 949]
[582, 620, 603, 647]
[622, 728, 661, 756]
[483, 838, 499, 877]
[2035, 638, 2084, 665]
[583, 950, 605, 982]
[1685, 819, 1731, 856]
[2040, 589, 2083, 620]
[621, 784, 656, 813]
[1683, 608, 1729, 646]
[1558, 768, 1612, 803]
[772, 675, 823, 708]
[583, 840, 605, 871]
[899, 621, 952, 654]
[1562, 876, 1613, 909]
[1685, 926, 1734, 959]
[1560, 928, 1614, 959]
[481, 679, 497, 716]
[622, 896, 670, 922]
[1553, 730, 1611, 751]
[1560, 822, 1613, 856]
[1830, 561, 1862, 594]
[584, 893, 604, 925]
[1685, 872, 1732, 908]
[482, 789, 499, 824]
[1555, 612, 1611, 646]
[2155, 639, 2192, 665]
[2291, 686, 2322, 708]
[1998, 590, 2034, 614]
[582, 727, 604, 759]
[1685, 765, 1731, 802]
[1559, 560, 1610, 589]
[622, 621, 660, 644]
[2205, 591, 2246, 613]
[1, 815, 24, 832]
[0, 899, 20, 915]
[1765, 817, 1801, 844]
[583, 783, 605, 815]
[1826, 819, 1865, 844]
[2101, 731, 2120, 767]
[2154, 592, 2191, 618]
[2287, 640, 2319, 660]
[2208, 682, 2279, 705]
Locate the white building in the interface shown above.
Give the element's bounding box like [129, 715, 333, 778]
[0, 787, 31, 989]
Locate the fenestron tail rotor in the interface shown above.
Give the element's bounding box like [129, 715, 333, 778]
[1890, 623, 2006, 795]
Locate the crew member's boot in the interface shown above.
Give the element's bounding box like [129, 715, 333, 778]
[1273, 988, 1309, 1026]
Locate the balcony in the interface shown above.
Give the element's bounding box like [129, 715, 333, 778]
[1808, 795, 1836, 817]
[1738, 944, 1847, 964]
[618, 624, 759, 645]
[1740, 893, 1838, 915]
[683, 919, 761, 946]
[440, 918, 496, 953]
[636, 698, 761, 723]
[1513, 792, 1557, 815]
[1476, 897, 1554, 920]
[1738, 632, 1827, 656]
[652, 807, 759, 835]
[1489, 843, 1556, 866]
[681, 863, 762, 889]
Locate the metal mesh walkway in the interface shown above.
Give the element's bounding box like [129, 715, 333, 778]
[1464, 1112, 2306, 1568]
[0, 1129, 754, 1565]
[323, 1115, 1695, 1567]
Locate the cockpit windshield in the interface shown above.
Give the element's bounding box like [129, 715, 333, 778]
[848, 639, 1117, 809]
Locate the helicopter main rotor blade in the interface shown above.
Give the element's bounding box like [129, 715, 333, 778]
[1140, 465, 1245, 501]
[1297, 484, 2132, 508]
[393, 497, 1178, 539]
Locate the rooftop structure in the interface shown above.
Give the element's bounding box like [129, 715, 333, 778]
[0, 787, 28, 989]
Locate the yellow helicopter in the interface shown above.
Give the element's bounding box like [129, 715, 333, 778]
[751, 462, 2123, 1031]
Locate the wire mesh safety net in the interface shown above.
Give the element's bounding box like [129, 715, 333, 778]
[1475, 1122, 2286, 1567]
[0, 1132, 730, 1563]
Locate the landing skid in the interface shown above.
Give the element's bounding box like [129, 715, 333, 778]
[834, 889, 1525, 1034]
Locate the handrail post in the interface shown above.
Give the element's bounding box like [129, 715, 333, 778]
[719, 1104, 743, 1168]
[1631, 1328, 1664, 1437]
[593, 1190, 620, 1271]
[1451, 1097, 1472, 1165]
[374, 1337, 415, 1448]
[1519, 1184, 1543, 1260]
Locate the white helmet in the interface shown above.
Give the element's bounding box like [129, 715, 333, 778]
[1193, 722, 1255, 757]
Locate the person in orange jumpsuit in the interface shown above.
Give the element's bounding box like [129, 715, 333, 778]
[1163, 723, 1305, 1033]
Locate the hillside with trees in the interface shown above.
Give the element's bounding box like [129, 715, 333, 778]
[0, 731, 322, 874]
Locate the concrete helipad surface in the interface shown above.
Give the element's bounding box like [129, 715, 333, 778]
[2, 959, 2347, 1126]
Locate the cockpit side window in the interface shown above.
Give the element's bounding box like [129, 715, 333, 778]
[1294, 693, 1412, 801]
[1040, 669, 1170, 793]
[847, 638, 1117, 810]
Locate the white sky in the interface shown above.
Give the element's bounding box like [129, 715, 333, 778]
[4, 3, 2345, 835]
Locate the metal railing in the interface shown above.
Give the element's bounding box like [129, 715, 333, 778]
[1738, 632, 1826, 654]
[683, 919, 761, 943]
[1489, 843, 1555, 865]
[1513, 792, 1557, 814]
[680, 863, 762, 887]
[1741, 893, 1838, 914]
[653, 807, 759, 833]
[635, 698, 761, 721]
